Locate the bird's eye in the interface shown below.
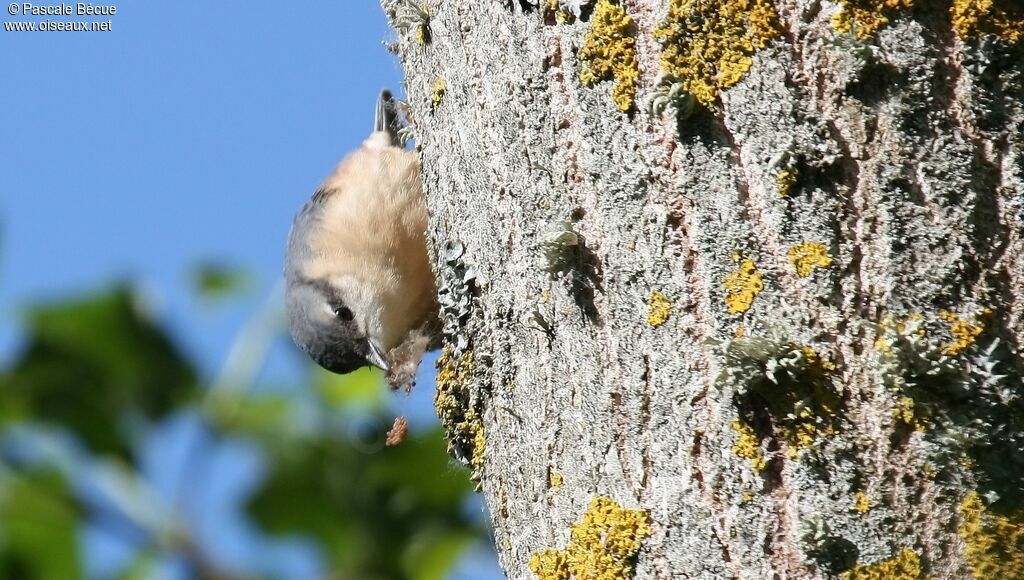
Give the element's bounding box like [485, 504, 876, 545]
[334, 306, 354, 321]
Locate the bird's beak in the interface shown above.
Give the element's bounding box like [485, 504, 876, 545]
[366, 338, 390, 372]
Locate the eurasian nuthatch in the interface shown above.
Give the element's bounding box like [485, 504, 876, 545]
[284, 90, 437, 385]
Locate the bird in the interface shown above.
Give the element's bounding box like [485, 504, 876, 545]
[284, 90, 438, 389]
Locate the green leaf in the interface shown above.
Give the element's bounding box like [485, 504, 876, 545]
[365, 428, 474, 511]
[189, 262, 251, 303]
[248, 426, 480, 579]
[0, 286, 197, 455]
[205, 393, 293, 438]
[0, 471, 81, 580]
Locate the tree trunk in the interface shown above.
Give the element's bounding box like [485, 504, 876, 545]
[381, 0, 1024, 577]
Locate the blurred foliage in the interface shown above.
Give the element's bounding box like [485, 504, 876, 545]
[189, 263, 252, 306]
[249, 432, 476, 579]
[0, 470, 80, 580]
[0, 284, 487, 579]
[2, 289, 195, 456]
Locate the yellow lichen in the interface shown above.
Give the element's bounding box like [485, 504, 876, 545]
[876, 313, 927, 354]
[724, 260, 764, 313]
[467, 409, 486, 472]
[412, 3, 431, 46]
[854, 491, 872, 513]
[959, 492, 1024, 578]
[951, 0, 1024, 41]
[579, 0, 639, 112]
[654, 0, 783, 107]
[435, 348, 486, 483]
[776, 167, 798, 197]
[890, 313, 926, 336]
[530, 550, 570, 580]
[799, 345, 838, 373]
[431, 78, 446, 112]
[923, 463, 937, 479]
[545, 0, 575, 24]
[434, 347, 474, 426]
[939, 309, 985, 356]
[647, 291, 672, 327]
[875, 336, 892, 352]
[549, 471, 564, 492]
[841, 548, 922, 579]
[530, 497, 652, 580]
[832, 0, 918, 39]
[834, 0, 1023, 41]
[785, 423, 817, 458]
[788, 241, 833, 277]
[893, 395, 928, 432]
[731, 420, 767, 473]
[737, 343, 839, 460]
[781, 347, 839, 457]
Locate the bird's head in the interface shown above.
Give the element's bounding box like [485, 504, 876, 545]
[285, 276, 389, 374]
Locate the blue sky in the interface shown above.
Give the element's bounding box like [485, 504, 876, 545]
[0, 1, 402, 382]
[1, 2, 501, 578]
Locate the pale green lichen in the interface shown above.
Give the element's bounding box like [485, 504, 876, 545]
[874, 314, 954, 432]
[647, 291, 672, 327]
[654, 0, 783, 107]
[530, 497, 652, 580]
[874, 314, 1022, 530]
[873, 313, 959, 389]
[579, 0, 640, 112]
[394, 0, 431, 45]
[540, 221, 581, 278]
[715, 331, 841, 462]
[779, 345, 840, 457]
[649, 78, 697, 119]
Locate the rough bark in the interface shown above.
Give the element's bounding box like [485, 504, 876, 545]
[382, 0, 1024, 577]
